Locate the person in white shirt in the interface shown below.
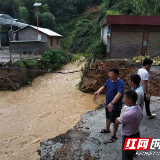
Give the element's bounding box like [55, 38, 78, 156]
[129, 74, 144, 111]
[137, 58, 156, 119]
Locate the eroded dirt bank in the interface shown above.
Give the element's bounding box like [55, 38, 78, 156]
[81, 60, 160, 96]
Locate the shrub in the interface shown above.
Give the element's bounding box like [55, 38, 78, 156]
[85, 39, 106, 59]
[23, 59, 38, 69]
[71, 53, 83, 64]
[41, 48, 73, 70]
[17, 61, 25, 68]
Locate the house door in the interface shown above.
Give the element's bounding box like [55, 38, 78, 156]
[110, 32, 143, 59]
[147, 32, 160, 57]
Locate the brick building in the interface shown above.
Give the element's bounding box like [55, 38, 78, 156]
[100, 15, 160, 59]
[15, 25, 62, 48]
[9, 25, 62, 54]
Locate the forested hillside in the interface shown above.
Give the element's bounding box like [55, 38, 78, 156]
[1, 0, 160, 55]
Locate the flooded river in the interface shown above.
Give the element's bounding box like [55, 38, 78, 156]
[0, 61, 105, 160]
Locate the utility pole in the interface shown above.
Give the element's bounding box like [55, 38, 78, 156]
[33, 3, 42, 40]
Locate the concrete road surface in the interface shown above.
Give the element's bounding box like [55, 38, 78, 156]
[0, 46, 40, 63]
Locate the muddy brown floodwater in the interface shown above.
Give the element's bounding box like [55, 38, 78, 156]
[0, 61, 105, 160]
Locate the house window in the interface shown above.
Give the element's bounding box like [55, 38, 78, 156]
[50, 38, 53, 46]
[57, 37, 59, 45]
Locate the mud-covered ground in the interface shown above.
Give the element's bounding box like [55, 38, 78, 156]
[39, 96, 160, 160]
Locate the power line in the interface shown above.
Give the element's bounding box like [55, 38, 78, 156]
[6, 8, 105, 73]
[48, 20, 101, 72]
[67, 21, 100, 54]
[0, 66, 127, 74]
[47, 7, 105, 72]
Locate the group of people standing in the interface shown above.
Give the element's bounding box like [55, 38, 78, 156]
[94, 58, 156, 160]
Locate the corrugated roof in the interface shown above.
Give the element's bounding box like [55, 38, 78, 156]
[0, 14, 13, 20]
[30, 25, 62, 37]
[15, 25, 62, 37]
[0, 14, 28, 27]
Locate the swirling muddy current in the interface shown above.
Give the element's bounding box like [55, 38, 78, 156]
[0, 62, 105, 160]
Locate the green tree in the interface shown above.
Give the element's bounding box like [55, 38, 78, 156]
[85, 40, 106, 59]
[19, 6, 29, 22]
[35, 0, 50, 12]
[0, 0, 13, 17]
[12, 0, 20, 19]
[24, 0, 36, 24]
[41, 4, 50, 12]
[41, 12, 56, 30]
[41, 48, 72, 70]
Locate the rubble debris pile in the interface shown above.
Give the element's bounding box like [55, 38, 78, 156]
[81, 60, 138, 93]
[81, 60, 160, 96]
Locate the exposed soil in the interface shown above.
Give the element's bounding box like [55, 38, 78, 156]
[0, 62, 42, 91]
[83, 4, 100, 15]
[0, 62, 21, 90]
[81, 60, 135, 93]
[81, 60, 160, 96]
[1, 59, 160, 95]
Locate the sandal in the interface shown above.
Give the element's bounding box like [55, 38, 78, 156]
[108, 136, 118, 143]
[99, 129, 111, 133]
